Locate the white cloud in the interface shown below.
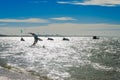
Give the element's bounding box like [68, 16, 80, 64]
[0, 23, 120, 36]
[0, 18, 48, 23]
[57, 1, 70, 4]
[57, 0, 120, 6]
[50, 17, 76, 21]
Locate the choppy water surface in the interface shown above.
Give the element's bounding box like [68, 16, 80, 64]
[0, 37, 120, 80]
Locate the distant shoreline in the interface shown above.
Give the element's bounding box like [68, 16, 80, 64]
[0, 35, 97, 37]
[0, 34, 119, 37]
[0, 34, 93, 37]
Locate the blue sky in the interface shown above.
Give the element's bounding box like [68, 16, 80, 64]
[0, 0, 120, 36]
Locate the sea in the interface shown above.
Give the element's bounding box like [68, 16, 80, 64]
[0, 37, 120, 80]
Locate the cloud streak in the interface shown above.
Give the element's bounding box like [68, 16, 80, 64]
[57, 0, 120, 7]
[0, 18, 48, 23]
[50, 17, 76, 21]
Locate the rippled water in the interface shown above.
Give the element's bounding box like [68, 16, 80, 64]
[0, 37, 120, 80]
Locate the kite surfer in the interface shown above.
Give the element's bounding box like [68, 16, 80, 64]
[29, 33, 42, 46]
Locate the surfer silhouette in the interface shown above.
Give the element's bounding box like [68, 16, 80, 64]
[29, 33, 42, 46]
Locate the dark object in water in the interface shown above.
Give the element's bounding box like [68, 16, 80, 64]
[43, 45, 45, 48]
[47, 38, 54, 41]
[21, 37, 25, 41]
[93, 36, 99, 39]
[63, 38, 69, 41]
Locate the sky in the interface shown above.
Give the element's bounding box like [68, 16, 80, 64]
[0, 0, 120, 36]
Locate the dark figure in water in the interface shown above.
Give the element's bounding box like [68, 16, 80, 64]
[21, 37, 25, 41]
[47, 38, 54, 41]
[93, 36, 99, 39]
[29, 33, 43, 46]
[63, 38, 69, 41]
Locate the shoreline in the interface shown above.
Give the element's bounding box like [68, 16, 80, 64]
[0, 65, 51, 80]
[0, 66, 39, 80]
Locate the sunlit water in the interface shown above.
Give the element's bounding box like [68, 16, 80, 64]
[0, 37, 120, 80]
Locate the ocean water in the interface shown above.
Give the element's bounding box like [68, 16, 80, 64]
[0, 37, 120, 80]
